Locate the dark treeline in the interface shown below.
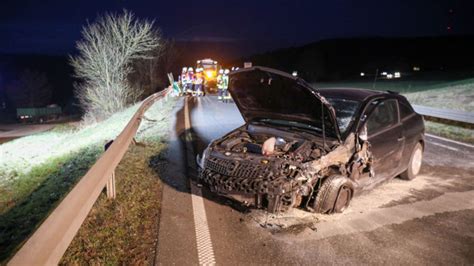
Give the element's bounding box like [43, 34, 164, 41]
[235, 35, 474, 82]
[0, 39, 241, 114]
[0, 54, 76, 114]
[2, 35, 474, 116]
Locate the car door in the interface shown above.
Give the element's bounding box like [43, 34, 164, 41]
[365, 99, 404, 180]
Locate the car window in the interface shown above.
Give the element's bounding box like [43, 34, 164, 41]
[367, 99, 398, 135]
[399, 100, 413, 119]
[326, 97, 361, 135]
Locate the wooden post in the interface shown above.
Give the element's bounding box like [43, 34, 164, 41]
[106, 171, 116, 199]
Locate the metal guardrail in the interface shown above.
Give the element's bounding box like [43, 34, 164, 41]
[8, 87, 172, 266]
[413, 105, 474, 125]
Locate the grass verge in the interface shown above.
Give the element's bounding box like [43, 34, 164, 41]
[314, 77, 474, 94]
[404, 82, 474, 112]
[425, 121, 474, 144]
[60, 97, 176, 264]
[0, 96, 176, 264]
[60, 142, 166, 264]
[0, 146, 101, 262]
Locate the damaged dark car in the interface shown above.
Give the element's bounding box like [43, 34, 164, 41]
[197, 67, 425, 214]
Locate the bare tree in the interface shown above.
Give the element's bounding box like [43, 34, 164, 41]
[70, 10, 161, 123]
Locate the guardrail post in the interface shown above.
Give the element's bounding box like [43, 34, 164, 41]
[106, 170, 116, 199]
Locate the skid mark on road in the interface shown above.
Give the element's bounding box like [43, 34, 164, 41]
[313, 190, 474, 240]
[185, 97, 216, 265]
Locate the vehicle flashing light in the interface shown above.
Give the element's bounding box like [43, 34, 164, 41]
[205, 70, 215, 79]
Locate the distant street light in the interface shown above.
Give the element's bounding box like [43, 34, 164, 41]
[394, 72, 401, 78]
[292, 71, 298, 77]
[360, 72, 365, 76]
[381, 72, 387, 76]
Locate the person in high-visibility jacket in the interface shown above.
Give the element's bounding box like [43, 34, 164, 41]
[222, 69, 231, 103]
[179, 67, 187, 96]
[217, 69, 224, 101]
[194, 68, 204, 97]
[186, 67, 194, 95]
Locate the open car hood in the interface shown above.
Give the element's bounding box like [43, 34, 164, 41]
[228, 67, 341, 141]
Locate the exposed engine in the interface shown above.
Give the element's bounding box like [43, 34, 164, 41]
[217, 128, 323, 162]
[199, 124, 330, 212]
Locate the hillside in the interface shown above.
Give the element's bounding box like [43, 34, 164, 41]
[237, 36, 474, 81]
[404, 78, 474, 112]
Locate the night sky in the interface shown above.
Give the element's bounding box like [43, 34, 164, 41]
[1, 0, 474, 55]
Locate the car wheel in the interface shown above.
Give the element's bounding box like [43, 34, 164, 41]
[313, 175, 354, 214]
[400, 142, 423, 180]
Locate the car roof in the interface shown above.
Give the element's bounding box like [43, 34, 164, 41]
[315, 87, 387, 102]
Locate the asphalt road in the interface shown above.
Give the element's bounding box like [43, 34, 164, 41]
[0, 124, 56, 144]
[156, 96, 474, 265]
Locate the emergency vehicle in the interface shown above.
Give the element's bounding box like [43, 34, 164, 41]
[196, 58, 220, 93]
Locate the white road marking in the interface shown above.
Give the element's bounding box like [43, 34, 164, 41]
[184, 97, 216, 265]
[190, 185, 216, 265]
[430, 141, 459, 151]
[426, 133, 474, 149]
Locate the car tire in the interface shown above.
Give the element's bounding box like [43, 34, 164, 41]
[313, 175, 354, 214]
[400, 142, 423, 180]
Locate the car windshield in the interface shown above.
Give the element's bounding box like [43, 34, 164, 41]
[326, 97, 361, 135]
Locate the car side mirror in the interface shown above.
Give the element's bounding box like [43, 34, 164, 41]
[359, 123, 368, 141]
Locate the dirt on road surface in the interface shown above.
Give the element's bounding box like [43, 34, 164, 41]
[155, 96, 474, 265]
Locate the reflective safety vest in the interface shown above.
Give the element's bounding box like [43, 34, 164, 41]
[217, 75, 224, 89]
[222, 75, 229, 90]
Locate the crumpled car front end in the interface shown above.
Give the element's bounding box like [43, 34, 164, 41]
[198, 125, 324, 213]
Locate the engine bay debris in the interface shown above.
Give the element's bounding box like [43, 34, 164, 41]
[198, 124, 373, 213]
